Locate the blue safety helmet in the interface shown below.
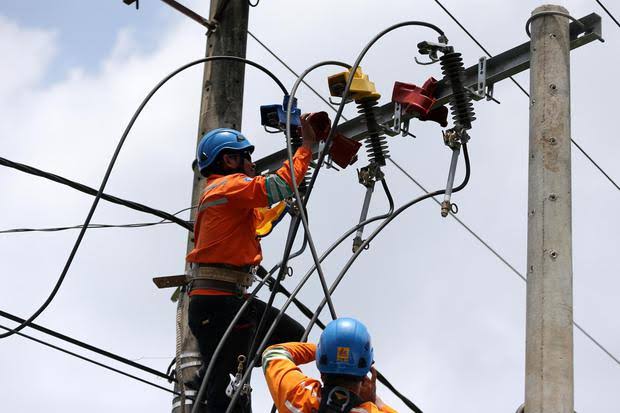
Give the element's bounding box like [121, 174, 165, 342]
[196, 128, 255, 175]
[316, 317, 374, 377]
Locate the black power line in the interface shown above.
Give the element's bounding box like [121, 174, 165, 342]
[594, 0, 620, 29]
[0, 55, 288, 340]
[0, 323, 178, 395]
[432, 0, 620, 192]
[0, 156, 193, 231]
[0, 207, 195, 235]
[250, 25, 620, 372]
[388, 157, 620, 368]
[0, 309, 175, 380]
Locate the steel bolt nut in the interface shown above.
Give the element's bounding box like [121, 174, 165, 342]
[548, 193, 558, 201]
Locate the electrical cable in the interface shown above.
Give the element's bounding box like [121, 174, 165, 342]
[304, 20, 446, 204]
[0, 323, 179, 395]
[166, 357, 177, 381]
[190, 269, 272, 413]
[278, 20, 450, 333]
[0, 221, 173, 234]
[247, 31, 344, 119]
[0, 156, 193, 231]
[191, 219, 313, 412]
[242, 59, 354, 390]
[0, 206, 195, 235]
[264, 181, 422, 413]
[226, 21, 449, 413]
[194, 179, 397, 412]
[432, 0, 620, 192]
[285, 61, 359, 321]
[280, 19, 446, 336]
[300, 143, 470, 342]
[388, 156, 620, 367]
[431, 0, 529, 96]
[244, 215, 311, 365]
[594, 0, 620, 29]
[0, 55, 288, 340]
[224, 146, 463, 413]
[570, 138, 620, 191]
[0, 309, 174, 380]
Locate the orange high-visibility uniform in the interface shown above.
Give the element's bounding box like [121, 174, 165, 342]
[262, 342, 398, 413]
[186, 146, 312, 295]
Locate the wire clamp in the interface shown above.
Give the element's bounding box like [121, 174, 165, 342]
[415, 38, 451, 65]
[440, 128, 469, 217]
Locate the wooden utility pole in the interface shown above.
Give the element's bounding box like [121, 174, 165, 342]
[525, 5, 573, 413]
[173, 1, 249, 412]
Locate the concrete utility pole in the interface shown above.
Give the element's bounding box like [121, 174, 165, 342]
[173, 1, 249, 412]
[525, 5, 573, 413]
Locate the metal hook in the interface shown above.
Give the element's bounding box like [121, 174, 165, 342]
[414, 56, 440, 66]
[328, 96, 353, 106]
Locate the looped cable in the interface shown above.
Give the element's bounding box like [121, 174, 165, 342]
[525, 11, 585, 37]
[248, 0, 260, 6]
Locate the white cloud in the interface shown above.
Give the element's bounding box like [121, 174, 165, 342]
[1, 1, 619, 412]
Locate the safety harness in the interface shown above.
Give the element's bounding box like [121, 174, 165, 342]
[318, 386, 363, 413]
[188, 264, 255, 294]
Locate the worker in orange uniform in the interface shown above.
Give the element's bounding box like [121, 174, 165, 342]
[185, 114, 320, 413]
[262, 317, 397, 413]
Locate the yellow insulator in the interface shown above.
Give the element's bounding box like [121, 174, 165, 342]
[327, 67, 381, 101]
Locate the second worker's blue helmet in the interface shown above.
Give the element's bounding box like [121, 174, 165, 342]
[196, 128, 255, 175]
[316, 317, 374, 377]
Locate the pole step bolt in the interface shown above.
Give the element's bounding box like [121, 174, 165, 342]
[549, 250, 559, 259]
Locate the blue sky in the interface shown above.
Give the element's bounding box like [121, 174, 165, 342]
[2, 1, 171, 83]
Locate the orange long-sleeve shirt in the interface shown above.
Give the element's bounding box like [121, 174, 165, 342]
[186, 146, 312, 267]
[262, 342, 397, 413]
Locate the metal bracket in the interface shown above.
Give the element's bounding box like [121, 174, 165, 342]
[254, 13, 603, 174]
[357, 163, 384, 187]
[474, 56, 488, 100]
[470, 56, 498, 103]
[390, 103, 413, 137]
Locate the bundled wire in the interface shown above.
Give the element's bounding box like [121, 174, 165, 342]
[225, 143, 470, 413]
[225, 20, 447, 413]
[0, 206, 194, 235]
[193, 179, 396, 413]
[0, 55, 288, 340]
[0, 156, 193, 231]
[0, 309, 174, 381]
[0, 324, 178, 395]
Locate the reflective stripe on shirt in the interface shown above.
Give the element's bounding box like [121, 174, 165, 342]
[285, 400, 303, 413]
[262, 346, 294, 373]
[265, 175, 294, 204]
[197, 198, 228, 214]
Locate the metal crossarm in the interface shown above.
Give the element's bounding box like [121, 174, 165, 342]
[255, 13, 602, 174]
